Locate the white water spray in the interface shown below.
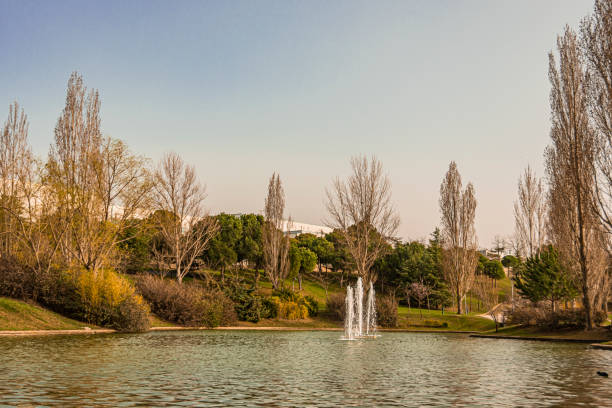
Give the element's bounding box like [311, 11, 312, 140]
[355, 278, 363, 337]
[343, 277, 378, 340]
[344, 285, 355, 340]
[365, 281, 377, 336]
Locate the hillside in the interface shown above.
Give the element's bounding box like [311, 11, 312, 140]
[0, 297, 89, 331]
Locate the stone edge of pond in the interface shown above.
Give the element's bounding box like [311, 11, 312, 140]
[470, 334, 609, 344]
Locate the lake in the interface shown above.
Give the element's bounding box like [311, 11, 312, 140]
[0, 330, 611, 407]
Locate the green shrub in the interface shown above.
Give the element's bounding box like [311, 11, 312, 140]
[303, 295, 319, 317]
[273, 288, 299, 302]
[200, 292, 238, 328]
[224, 284, 265, 322]
[269, 296, 308, 319]
[261, 297, 278, 319]
[377, 295, 398, 328]
[270, 289, 314, 319]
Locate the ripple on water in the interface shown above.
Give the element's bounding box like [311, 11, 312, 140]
[0, 331, 611, 407]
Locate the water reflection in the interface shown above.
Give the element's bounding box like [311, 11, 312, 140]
[0, 331, 611, 407]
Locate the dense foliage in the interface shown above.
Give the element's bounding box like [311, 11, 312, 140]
[374, 230, 451, 309]
[514, 245, 577, 311]
[136, 275, 236, 328]
[0, 258, 150, 332]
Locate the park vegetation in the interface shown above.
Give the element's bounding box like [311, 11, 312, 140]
[0, 0, 610, 334]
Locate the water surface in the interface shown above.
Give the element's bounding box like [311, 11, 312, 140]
[1, 331, 611, 407]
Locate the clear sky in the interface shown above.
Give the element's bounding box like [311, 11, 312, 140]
[0, 0, 595, 248]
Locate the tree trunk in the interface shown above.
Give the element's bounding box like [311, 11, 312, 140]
[456, 288, 462, 314]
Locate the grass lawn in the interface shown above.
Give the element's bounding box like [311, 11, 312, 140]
[397, 306, 496, 332]
[150, 314, 177, 328]
[0, 297, 89, 331]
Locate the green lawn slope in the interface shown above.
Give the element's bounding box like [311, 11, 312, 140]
[0, 297, 89, 331]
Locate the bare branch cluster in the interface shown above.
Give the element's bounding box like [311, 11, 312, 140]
[262, 173, 290, 289]
[514, 166, 547, 258]
[326, 155, 399, 284]
[439, 161, 478, 314]
[546, 26, 609, 329]
[152, 152, 218, 283]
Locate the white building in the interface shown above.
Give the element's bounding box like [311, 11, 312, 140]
[281, 220, 332, 238]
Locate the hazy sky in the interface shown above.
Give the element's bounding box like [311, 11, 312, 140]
[0, 0, 595, 247]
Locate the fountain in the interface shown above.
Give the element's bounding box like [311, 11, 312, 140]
[343, 277, 377, 340]
[355, 278, 363, 337]
[344, 285, 355, 340]
[365, 281, 377, 336]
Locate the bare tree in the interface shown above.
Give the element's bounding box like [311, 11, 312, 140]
[152, 152, 218, 283]
[262, 173, 290, 289]
[514, 166, 547, 258]
[0, 102, 30, 257]
[326, 155, 399, 285]
[546, 27, 608, 329]
[439, 161, 478, 314]
[47, 73, 151, 274]
[582, 0, 612, 243]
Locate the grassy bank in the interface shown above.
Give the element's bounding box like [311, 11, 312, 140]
[397, 307, 497, 332]
[0, 297, 89, 331]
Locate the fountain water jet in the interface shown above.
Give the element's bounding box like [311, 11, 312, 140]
[344, 285, 355, 340]
[365, 281, 377, 336]
[343, 277, 378, 340]
[355, 278, 363, 337]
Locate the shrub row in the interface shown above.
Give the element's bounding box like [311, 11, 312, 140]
[136, 274, 236, 328]
[224, 285, 319, 322]
[0, 257, 150, 332]
[272, 289, 318, 319]
[508, 306, 607, 329]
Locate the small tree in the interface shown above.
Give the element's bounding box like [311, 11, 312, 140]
[201, 213, 242, 282]
[289, 242, 317, 291]
[514, 166, 546, 258]
[152, 152, 218, 283]
[326, 155, 399, 285]
[262, 173, 290, 289]
[405, 281, 430, 318]
[439, 161, 478, 314]
[514, 245, 577, 312]
[484, 260, 505, 288]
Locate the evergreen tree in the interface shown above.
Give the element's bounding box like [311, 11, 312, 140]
[514, 245, 577, 312]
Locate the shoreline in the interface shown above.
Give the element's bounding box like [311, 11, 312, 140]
[0, 326, 492, 337]
[2, 326, 607, 343]
[471, 333, 611, 343]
